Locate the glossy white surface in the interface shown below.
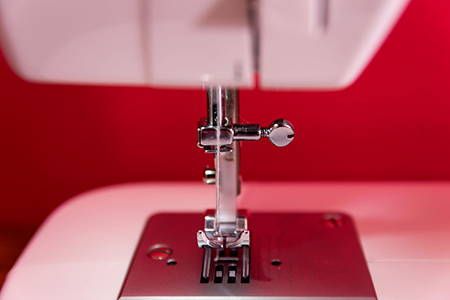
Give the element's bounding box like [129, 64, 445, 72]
[259, 0, 410, 89]
[0, 0, 145, 85]
[0, 1, 409, 89]
[144, 0, 253, 87]
[0, 0, 253, 87]
[1, 182, 449, 299]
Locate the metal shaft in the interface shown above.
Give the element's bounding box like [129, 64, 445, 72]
[206, 87, 240, 236]
[224, 89, 241, 196]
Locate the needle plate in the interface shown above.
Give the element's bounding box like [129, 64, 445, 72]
[119, 212, 377, 299]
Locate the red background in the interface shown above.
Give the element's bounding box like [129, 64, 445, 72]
[1, 0, 449, 227]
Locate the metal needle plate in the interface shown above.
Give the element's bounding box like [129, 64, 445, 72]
[119, 213, 377, 299]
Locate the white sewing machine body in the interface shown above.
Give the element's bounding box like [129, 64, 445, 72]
[2, 0, 448, 300]
[1, 0, 408, 89]
[1, 182, 450, 300]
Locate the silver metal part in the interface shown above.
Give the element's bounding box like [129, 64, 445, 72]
[207, 87, 240, 237]
[199, 126, 233, 146]
[224, 89, 241, 198]
[197, 87, 295, 248]
[198, 215, 249, 249]
[233, 120, 295, 147]
[198, 120, 295, 147]
[119, 213, 377, 299]
[261, 119, 295, 147]
[203, 168, 216, 185]
[233, 124, 262, 141]
[197, 230, 223, 249]
[201, 246, 212, 283]
[247, 0, 259, 73]
[241, 246, 250, 283]
[226, 230, 250, 248]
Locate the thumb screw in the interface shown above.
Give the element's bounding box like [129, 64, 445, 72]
[261, 119, 295, 147]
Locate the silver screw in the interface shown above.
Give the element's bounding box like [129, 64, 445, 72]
[203, 168, 216, 185]
[261, 119, 295, 147]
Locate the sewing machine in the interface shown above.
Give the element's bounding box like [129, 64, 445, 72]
[3, 0, 450, 299]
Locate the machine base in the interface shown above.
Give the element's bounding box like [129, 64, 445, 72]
[119, 212, 377, 299]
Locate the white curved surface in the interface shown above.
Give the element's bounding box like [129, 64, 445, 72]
[259, 0, 410, 89]
[0, 0, 409, 89]
[0, 0, 253, 87]
[1, 181, 449, 299]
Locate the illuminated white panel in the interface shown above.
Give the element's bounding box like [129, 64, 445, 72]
[144, 0, 253, 88]
[259, 0, 410, 89]
[0, 0, 253, 88]
[0, 0, 146, 85]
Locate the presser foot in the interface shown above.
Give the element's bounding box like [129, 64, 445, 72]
[197, 212, 251, 283]
[118, 212, 377, 299]
[200, 245, 251, 284]
[197, 213, 250, 249]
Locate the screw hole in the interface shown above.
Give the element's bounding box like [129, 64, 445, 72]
[167, 259, 177, 266]
[323, 214, 345, 228]
[271, 259, 282, 266]
[148, 245, 172, 260]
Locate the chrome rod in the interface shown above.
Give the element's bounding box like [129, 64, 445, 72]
[206, 87, 240, 236]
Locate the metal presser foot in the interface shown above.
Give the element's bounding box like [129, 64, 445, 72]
[118, 87, 377, 299]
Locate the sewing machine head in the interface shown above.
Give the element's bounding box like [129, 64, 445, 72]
[0, 0, 410, 297]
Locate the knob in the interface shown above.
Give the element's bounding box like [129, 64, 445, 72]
[261, 119, 295, 147]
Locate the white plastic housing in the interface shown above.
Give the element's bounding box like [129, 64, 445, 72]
[0, 0, 253, 87]
[0, 0, 409, 89]
[1, 182, 449, 300]
[144, 1, 253, 87]
[259, 0, 410, 89]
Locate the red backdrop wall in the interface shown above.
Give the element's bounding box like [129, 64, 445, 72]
[1, 0, 450, 226]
